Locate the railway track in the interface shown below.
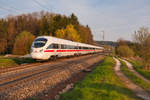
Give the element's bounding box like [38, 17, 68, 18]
[0, 53, 100, 74]
[0, 53, 102, 91]
[0, 56, 68, 74]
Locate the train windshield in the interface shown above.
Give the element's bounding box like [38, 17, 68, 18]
[33, 38, 47, 48]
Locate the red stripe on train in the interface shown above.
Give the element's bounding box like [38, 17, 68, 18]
[44, 50, 55, 52]
[44, 50, 95, 52]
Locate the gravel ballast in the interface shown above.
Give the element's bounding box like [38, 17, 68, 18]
[0, 54, 103, 100]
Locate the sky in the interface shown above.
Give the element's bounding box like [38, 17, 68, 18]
[0, 0, 150, 41]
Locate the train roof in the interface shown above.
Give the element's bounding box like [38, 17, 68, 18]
[35, 36, 103, 49]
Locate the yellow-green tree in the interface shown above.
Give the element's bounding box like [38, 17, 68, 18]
[55, 28, 66, 38]
[117, 45, 134, 57]
[13, 31, 35, 55]
[66, 24, 81, 42]
[55, 24, 81, 42]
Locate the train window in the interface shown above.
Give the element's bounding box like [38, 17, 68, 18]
[47, 43, 59, 49]
[67, 45, 71, 49]
[64, 45, 67, 49]
[61, 44, 65, 49]
[70, 45, 73, 49]
[74, 46, 78, 49]
[84, 47, 88, 49]
[47, 44, 53, 49]
[34, 38, 47, 48]
[72, 46, 75, 49]
[60, 44, 75, 49]
[70, 45, 75, 49]
[53, 44, 59, 49]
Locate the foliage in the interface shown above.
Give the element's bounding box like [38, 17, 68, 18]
[0, 39, 7, 54]
[13, 31, 35, 55]
[120, 60, 150, 93]
[0, 19, 8, 54]
[77, 25, 94, 44]
[117, 38, 128, 46]
[127, 42, 141, 56]
[55, 24, 81, 42]
[0, 11, 94, 54]
[117, 45, 134, 57]
[59, 57, 140, 100]
[133, 27, 150, 69]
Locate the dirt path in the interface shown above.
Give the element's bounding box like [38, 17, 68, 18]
[113, 57, 150, 100]
[122, 59, 150, 83]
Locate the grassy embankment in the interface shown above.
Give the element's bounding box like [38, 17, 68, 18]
[128, 59, 150, 80]
[58, 57, 141, 100]
[0, 56, 35, 68]
[120, 60, 150, 93]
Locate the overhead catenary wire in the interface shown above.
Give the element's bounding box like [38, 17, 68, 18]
[0, 6, 15, 13]
[32, 0, 52, 12]
[0, 0, 26, 16]
[0, 0, 54, 17]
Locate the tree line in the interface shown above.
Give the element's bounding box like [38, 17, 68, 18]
[0, 11, 94, 55]
[116, 27, 150, 70]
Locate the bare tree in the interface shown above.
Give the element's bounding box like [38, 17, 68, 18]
[133, 27, 150, 69]
[134, 27, 149, 44]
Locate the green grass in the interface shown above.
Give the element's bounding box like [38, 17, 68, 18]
[0, 57, 36, 68]
[120, 60, 150, 93]
[129, 60, 150, 80]
[58, 57, 141, 100]
[0, 58, 18, 68]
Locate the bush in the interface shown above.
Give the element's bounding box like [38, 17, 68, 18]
[13, 31, 35, 55]
[117, 45, 134, 57]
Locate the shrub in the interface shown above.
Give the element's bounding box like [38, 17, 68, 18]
[13, 31, 35, 55]
[117, 45, 134, 57]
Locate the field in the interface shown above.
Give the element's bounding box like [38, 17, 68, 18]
[58, 57, 140, 100]
[0, 56, 36, 68]
[129, 60, 150, 80]
[120, 60, 150, 93]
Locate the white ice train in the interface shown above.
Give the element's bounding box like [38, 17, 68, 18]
[30, 36, 104, 60]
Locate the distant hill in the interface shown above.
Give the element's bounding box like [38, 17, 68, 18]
[95, 41, 117, 47]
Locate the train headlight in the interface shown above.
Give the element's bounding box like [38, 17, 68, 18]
[40, 49, 43, 52]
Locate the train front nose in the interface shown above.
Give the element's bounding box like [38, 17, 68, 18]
[30, 48, 46, 60]
[30, 37, 48, 60]
[31, 52, 44, 60]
